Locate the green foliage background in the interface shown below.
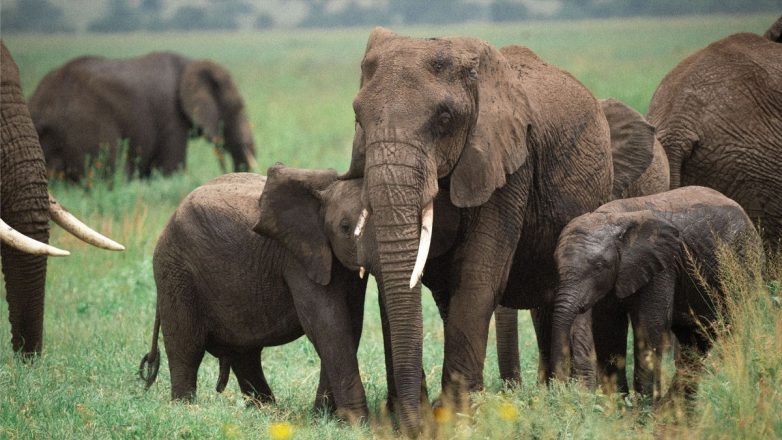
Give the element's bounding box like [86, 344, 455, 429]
[1, 14, 780, 438]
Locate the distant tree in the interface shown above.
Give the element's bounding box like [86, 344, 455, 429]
[165, 1, 250, 31]
[299, 0, 391, 28]
[490, 0, 528, 22]
[1, 0, 72, 33]
[88, 0, 143, 32]
[255, 13, 275, 29]
[388, 0, 484, 25]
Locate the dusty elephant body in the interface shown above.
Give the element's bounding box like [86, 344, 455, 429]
[550, 186, 761, 401]
[0, 41, 124, 356]
[29, 52, 256, 182]
[343, 28, 617, 432]
[648, 16, 782, 248]
[140, 171, 369, 420]
[494, 98, 670, 385]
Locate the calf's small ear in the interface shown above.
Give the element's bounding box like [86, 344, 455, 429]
[614, 211, 681, 298]
[254, 165, 339, 285]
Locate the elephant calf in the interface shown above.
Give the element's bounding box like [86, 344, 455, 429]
[139, 170, 369, 421]
[550, 186, 761, 401]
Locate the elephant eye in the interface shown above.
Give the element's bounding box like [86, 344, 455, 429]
[339, 218, 352, 236]
[439, 111, 451, 127]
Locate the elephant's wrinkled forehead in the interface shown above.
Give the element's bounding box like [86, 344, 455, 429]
[362, 38, 460, 78]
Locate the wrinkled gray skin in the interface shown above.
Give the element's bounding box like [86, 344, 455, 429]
[29, 52, 255, 182]
[139, 170, 369, 421]
[648, 16, 782, 249]
[0, 41, 51, 356]
[494, 98, 670, 386]
[343, 28, 616, 433]
[550, 186, 761, 401]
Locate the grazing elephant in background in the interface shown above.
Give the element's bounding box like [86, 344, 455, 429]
[341, 28, 617, 433]
[494, 98, 670, 386]
[28, 52, 256, 182]
[550, 186, 761, 401]
[0, 41, 125, 356]
[647, 15, 782, 248]
[139, 169, 369, 421]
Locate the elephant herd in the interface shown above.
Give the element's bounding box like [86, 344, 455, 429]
[2, 14, 781, 436]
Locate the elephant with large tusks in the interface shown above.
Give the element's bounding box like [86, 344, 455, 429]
[28, 51, 256, 182]
[1, 41, 125, 356]
[140, 169, 371, 422]
[550, 186, 761, 402]
[648, 15, 782, 248]
[494, 98, 671, 386]
[341, 28, 619, 433]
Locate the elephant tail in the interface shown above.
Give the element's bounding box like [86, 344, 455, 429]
[138, 309, 161, 390]
[215, 357, 230, 393]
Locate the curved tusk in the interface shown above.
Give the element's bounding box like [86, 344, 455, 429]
[359, 266, 366, 279]
[409, 200, 434, 289]
[48, 194, 125, 251]
[0, 218, 69, 256]
[354, 208, 369, 237]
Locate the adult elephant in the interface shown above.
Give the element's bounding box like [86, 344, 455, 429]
[647, 15, 782, 248]
[343, 28, 615, 433]
[493, 98, 670, 385]
[1, 41, 125, 356]
[28, 51, 256, 182]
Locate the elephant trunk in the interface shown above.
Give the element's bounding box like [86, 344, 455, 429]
[365, 140, 437, 435]
[550, 286, 583, 382]
[495, 306, 521, 385]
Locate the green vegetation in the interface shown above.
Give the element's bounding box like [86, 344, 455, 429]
[1, 14, 780, 438]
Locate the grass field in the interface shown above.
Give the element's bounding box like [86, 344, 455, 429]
[1, 13, 781, 439]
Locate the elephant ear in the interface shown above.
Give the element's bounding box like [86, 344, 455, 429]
[179, 60, 244, 144]
[449, 42, 529, 208]
[254, 165, 339, 286]
[614, 211, 681, 298]
[600, 98, 656, 199]
[764, 15, 782, 42]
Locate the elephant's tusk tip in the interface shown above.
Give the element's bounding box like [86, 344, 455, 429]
[359, 266, 366, 279]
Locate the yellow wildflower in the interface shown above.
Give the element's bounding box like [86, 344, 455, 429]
[269, 422, 294, 440]
[499, 402, 518, 421]
[433, 406, 452, 424]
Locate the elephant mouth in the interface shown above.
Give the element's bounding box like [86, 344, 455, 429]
[354, 199, 434, 288]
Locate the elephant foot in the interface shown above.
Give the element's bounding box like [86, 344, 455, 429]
[335, 406, 369, 426]
[313, 393, 337, 415]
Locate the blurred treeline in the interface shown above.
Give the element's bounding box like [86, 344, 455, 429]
[2, 0, 781, 33]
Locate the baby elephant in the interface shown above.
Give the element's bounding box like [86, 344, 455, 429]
[549, 186, 760, 401]
[139, 170, 368, 421]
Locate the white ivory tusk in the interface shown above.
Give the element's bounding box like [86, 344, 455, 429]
[359, 266, 366, 279]
[409, 200, 434, 289]
[48, 194, 125, 251]
[354, 208, 369, 237]
[0, 218, 69, 256]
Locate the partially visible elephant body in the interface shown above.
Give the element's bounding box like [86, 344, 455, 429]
[551, 186, 761, 400]
[0, 42, 51, 354]
[145, 173, 368, 418]
[494, 98, 670, 385]
[648, 19, 782, 247]
[29, 52, 255, 181]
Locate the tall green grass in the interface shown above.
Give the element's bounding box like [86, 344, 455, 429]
[1, 14, 780, 438]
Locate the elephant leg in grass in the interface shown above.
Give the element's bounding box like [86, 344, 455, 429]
[495, 306, 521, 386]
[592, 296, 630, 394]
[441, 173, 528, 405]
[231, 349, 274, 404]
[625, 271, 675, 401]
[666, 323, 712, 405]
[534, 304, 599, 388]
[286, 264, 369, 421]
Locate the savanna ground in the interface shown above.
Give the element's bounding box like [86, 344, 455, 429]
[2, 13, 781, 439]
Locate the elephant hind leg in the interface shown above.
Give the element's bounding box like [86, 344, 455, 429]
[231, 349, 274, 405]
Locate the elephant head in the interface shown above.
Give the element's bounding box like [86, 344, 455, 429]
[549, 210, 680, 380]
[253, 165, 365, 286]
[764, 15, 782, 42]
[1, 41, 124, 356]
[179, 60, 256, 172]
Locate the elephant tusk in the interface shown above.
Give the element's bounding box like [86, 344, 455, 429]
[409, 200, 434, 289]
[359, 266, 366, 279]
[48, 194, 126, 251]
[354, 208, 369, 237]
[243, 146, 257, 171]
[0, 218, 70, 256]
